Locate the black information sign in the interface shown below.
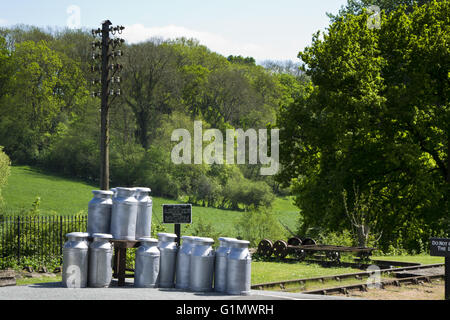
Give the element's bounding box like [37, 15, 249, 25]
[430, 237, 450, 300]
[163, 204, 192, 224]
[430, 238, 450, 257]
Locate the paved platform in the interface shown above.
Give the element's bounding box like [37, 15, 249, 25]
[0, 279, 354, 300]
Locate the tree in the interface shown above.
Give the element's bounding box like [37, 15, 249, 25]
[0, 40, 87, 162]
[0, 36, 12, 101]
[227, 55, 256, 66]
[328, 0, 436, 21]
[278, 0, 449, 251]
[122, 39, 181, 149]
[342, 183, 381, 247]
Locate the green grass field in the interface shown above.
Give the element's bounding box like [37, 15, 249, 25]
[1, 166, 299, 238]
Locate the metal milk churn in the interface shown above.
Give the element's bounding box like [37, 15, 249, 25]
[157, 233, 178, 288]
[62, 232, 89, 288]
[214, 237, 237, 292]
[135, 237, 160, 288]
[110, 187, 138, 240]
[226, 239, 252, 295]
[175, 236, 197, 289]
[134, 187, 153, 240]
[190, 237, 215, 292]
[87, 190, 113, 235]
[88, 233, 113, 288]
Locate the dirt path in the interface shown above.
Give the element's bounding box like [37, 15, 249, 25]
[332, 279, 445, 300]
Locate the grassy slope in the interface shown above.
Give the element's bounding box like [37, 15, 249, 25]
[2, 166, 299, 238]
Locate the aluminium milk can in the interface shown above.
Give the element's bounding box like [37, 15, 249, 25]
[134, 187, 153, 240]
[175, 236, 197, 289]
[110, 187, 138, 240]
[87, 190, 114, 235]
[88, 233, 113, 288]
[190, 237, 215, 292]
[135, 237, 160, 288]
[226, 239, 251, 295]
[62, 232, 89, 288]
[157, 233, 178, 288]
[214, 237, 237, 292]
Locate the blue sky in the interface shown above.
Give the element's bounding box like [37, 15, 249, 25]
[0, 0, 348, 62]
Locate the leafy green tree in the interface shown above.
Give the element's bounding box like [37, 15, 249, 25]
[227, 55, 256, 66]
[278, 0, 449, 251]
[0, 36, 12, 101]
[328, 0, 435, 21]
[122, 39, 182, 150]
[0, 40, 87, 162]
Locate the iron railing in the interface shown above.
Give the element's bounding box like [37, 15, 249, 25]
[0, 214, 87, 268]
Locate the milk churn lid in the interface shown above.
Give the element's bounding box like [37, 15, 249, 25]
[157, 232, 178, 240]
[92, 190, 114, 196]
[218, 237, 237, 243]
[92, 233, 113, 240]
[115, 187, 137, 197]
[66, 232, 89, 239]
[229, 239, 250, 248]
[116, 187, 135, 192]
[195, 237, 214, 244]
[181, 235, 197, 240]
[134, 187, 151, 194]
[138, 237, 158, 243]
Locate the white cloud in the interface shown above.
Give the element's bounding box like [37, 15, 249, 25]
[121, 23, 292, 61]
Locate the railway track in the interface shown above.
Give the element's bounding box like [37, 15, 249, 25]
[259, 256, 421, 270]
[299, 274, 444, 295]
[251, 263, 445, 294]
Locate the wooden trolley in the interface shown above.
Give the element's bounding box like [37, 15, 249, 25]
[257, 237, 376, 262]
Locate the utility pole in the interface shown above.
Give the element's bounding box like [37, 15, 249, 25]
[91, 20, 124, 190]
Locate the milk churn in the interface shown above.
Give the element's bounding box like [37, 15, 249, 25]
[134, 187, 153, 240]
[157, 233, 178, 288]
[87, 190, 114, 235]
[226, 239, 252, 295]
[134, 237, 160, 288]
[214, 237, 236, 292]
[175, 236, 197, 289]
[62, 232, 89, 288]
[110, 187, 138, 240]
[88, 233, 113, 288]
[190, 237, 215, 292]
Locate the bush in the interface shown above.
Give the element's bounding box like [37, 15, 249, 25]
[0, 146, 11, 204]
[188, 217, 221, 247]
[234, 208, 287, 247]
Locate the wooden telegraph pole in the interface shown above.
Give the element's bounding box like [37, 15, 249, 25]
[91, 20, 124, 190]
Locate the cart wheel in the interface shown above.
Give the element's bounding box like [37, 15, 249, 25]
[302, 238, 316, 246]
[326, 251, 340, 262]
[358, 251, 371, 261]
[287, 237, 302, 246]
[296, 249, 306, 261]
[257, 239, 273, 257]
[273, 240, 288, 259]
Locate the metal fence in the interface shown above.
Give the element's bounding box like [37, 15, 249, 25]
[0, 214, 87, 268]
